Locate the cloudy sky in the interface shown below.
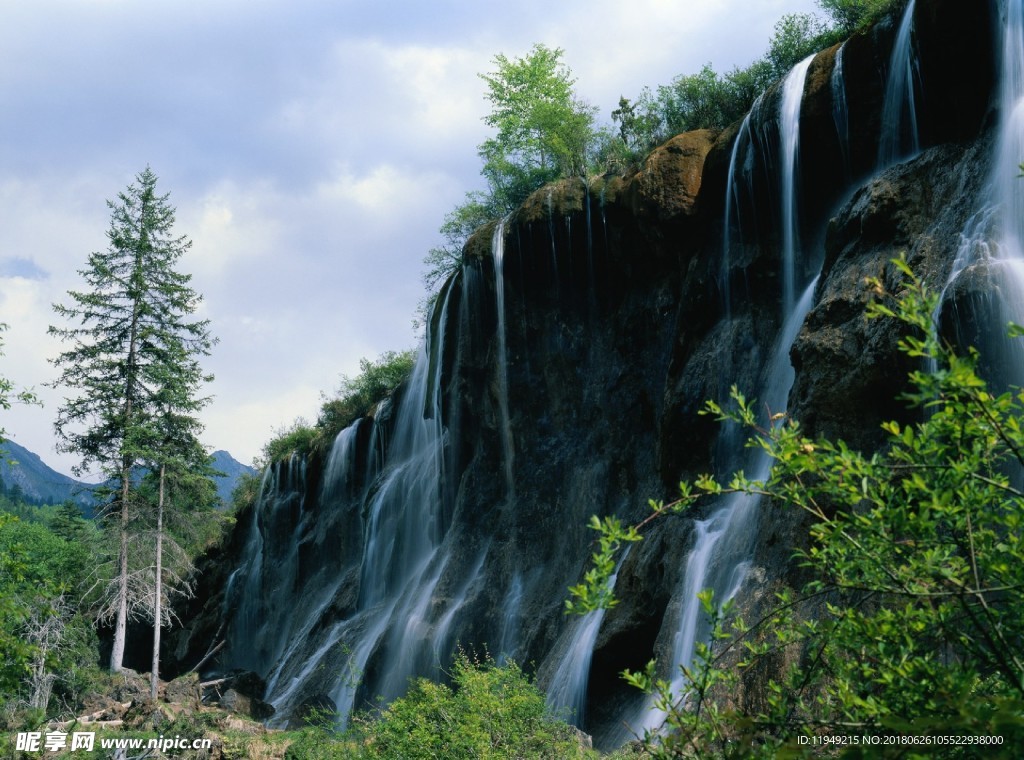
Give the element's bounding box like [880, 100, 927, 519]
[1, 0, 821, 479]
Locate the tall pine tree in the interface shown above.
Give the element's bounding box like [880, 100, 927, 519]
[141, 339, 216, 697]
[49, 166, 215, 673]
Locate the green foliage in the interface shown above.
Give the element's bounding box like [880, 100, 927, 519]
[348, 653, 590, 759]
[611, 96, 661, 154]
[566, 516, 641, 614]
[261, 350, 416, 467]
[602, 13, 839, 162]
[285, 732, 357, 760]
[0, 515, 91, 591]
[658, 64, 742, 134]
[0, 513, 34, 696]
[49, 166, 213, 483]
[49, 165, 216, 672]
[279, 655, 591, 759]
[817, 0, 906, 33]
[571, 258, 1024, 755]
[260, 418, 320, 467]
[767, 13, 838, 76]
[135, 456, 224, 557]
[318, 350, 417, 439]
[48, 612, 103, 709]
[479, 43, 597, 213]
[229, 469, 264, 515]
[0, 511, 99, 715]
[419, 45, 597, 311]
[417, 192, 498, 327]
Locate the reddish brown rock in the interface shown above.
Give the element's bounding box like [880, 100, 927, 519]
[618, 129, 718, 223]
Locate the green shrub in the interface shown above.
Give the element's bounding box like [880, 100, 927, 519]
[317, 350, 416, 439]
[259, 350, 416, 467]
[228, 470, 263, 516]
[351, 653, 591, 759]
[818, 0, 907, 33]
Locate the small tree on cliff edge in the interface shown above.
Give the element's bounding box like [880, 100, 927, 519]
[417, 44, 597, 321]
[50, 166, 215, 673]
[478, 43, 597, 212]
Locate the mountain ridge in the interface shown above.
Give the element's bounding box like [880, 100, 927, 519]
[0, 438, 254, 511]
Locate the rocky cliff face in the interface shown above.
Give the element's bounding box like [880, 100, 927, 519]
[168, 0, 1008, 746]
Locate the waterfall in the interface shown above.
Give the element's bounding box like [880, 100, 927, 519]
[622, 53, 820, 743]
[496, 574, 524, 664]
[493, 218, 516, 499]
[832, 42, 852, 179]
[625, 280, 818, 743]
[347, 280, 456, 706]
[780, 55, 815, 316]
[877, 0, 921, 167]
[546, 549, 630, 727]
[994, 0, 1024, 256]
[430, 546, 489, 667]
[722, 107, 757, 320]
[224, 458, 311, 679]
[719, 93, 767, 469]
[546, 189, 561, 299]
[223, 281, 459, 729]
[213, 5, 1007, 745]
[942, 0, 1024, 384]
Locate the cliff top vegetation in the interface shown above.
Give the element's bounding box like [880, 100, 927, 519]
[257, 349, 416, 470]
[418, 0, 908, 316]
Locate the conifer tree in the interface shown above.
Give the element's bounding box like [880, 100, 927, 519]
[141, 342, 215, 697]
[49, 166, 215, 673]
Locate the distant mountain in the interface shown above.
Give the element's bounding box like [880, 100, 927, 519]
[211, 450, 256, 507]
[0, 439, 98, 511]
[0, 440, 255, 512]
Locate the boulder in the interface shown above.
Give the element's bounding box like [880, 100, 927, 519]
[218, 689, 275, 721]
[163, 672, 201, 708]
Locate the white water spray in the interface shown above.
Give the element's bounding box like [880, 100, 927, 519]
[547, 549, 630, 727]
[943, 0, 1024, 383]
[780, 55, 815, 316]
[878, 0, 921, 167]
[493, 218, 516, 499]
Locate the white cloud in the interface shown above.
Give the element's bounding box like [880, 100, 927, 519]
[0, 0, 827, 478]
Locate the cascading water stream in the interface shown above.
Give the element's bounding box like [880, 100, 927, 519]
[877, 0, 921, 167]
[497, 573, 525, 664]
[430, 546, 489, 666]
[546, 549, 631, 727]
[492, 218, 516, 500]
[832, 42, 852, 179]
[346, 281, 456, 706]
[722, 111, 755, 321]
[225, 456, 311, 681]
[780, 55, 815, 316]
[261, 434, 364, 701]
[622, 53, 820, 743]
[941, 0, 1024, 384]
[223, 280, 460, 729]
[626, 279, 818, 742]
